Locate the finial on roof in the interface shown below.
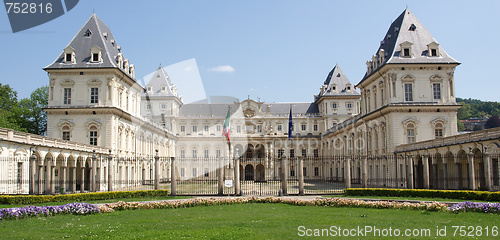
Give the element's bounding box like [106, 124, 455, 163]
[158, 64, 162, 70]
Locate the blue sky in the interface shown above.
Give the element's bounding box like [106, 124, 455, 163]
[1, 0, 499, 103]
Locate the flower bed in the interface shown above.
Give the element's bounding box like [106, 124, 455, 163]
[450, 201, 500, 214]
[98, 197, 449, 213]
[0, 202, 100, 220]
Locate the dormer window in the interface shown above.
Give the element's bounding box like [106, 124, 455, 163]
[63, 46, 75, 64]
[400, 41, 413, 58]
[427, 42, 440, 57]
[161, 86, 166, 92]
[346, 84, 352, 91]
[147, 86, 152, 92]
[90, 46, 102, 63]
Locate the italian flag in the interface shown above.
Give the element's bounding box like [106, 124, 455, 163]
[223, 108, 231, 142]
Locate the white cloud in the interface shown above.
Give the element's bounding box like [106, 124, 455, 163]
[208, 65, 235, 73]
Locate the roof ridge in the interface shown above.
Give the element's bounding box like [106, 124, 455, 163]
[93, 14, 116, 68]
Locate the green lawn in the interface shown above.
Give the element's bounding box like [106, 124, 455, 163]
[0, 196, 190, 209]
[1, 203, 499, 239]
[327, 195, 498, 203]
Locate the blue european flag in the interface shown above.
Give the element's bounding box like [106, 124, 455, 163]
[288, 106, 293, 140]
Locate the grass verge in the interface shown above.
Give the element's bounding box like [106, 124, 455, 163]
[1, 203, 499, 239]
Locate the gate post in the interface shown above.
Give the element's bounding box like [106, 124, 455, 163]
[108, 152, 113, 192]
[234, 156, 241, 195]
[154, 150, 160, 190]
[345, 157, 351, 189]
[29, 152, 36, 195]
[281, 156, 288, 196]
[170, 157, 176, 196]
[218, 158, 224, 195]
[298, 157, 304, 195]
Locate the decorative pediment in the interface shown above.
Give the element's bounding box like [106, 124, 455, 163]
[429, 74, 443, 82]
[402, 118, 418, 127]
[87, 79, 102, 85]
[401, 74, 415, 82]
[430, 118, 447, 127]
[243, 108, 255, 118]
[57, 120, 75, 131]
[85, 120, 102, 130]
[60, 79, 75, 85]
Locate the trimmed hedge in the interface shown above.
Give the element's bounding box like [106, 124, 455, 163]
[0, 190, 169, 205]
[344, 188, 500, 201]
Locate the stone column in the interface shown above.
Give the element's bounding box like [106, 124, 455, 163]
[442, 162, 448, 190]
[170, 157, 176, 196]
[234, 156, 240, 195]
[281, 157, 288, 196]
[155, 152, 160, 190]
[422, 154, 430, 189]
[345, 157, 351, 189]
[61, 166, 67, 194]
[455, 160, 462, 190]
[484, 152, 492, 191]
[45, 157, 52, 194]
[80, 165, 85, 192]
[90, 155, 96, 192]
[142, 167, 146, 185]
[298, 157, 304, 195]
[362, 156, 368, 188]
[468, 151, 476, 190]
[50, 161, 55, 194]
[71, 167, 76, 193]
[29, 154, 36, 195]
[407, 156, 414, 189]
[38, 161, 44, 194]
[108, 156, 113, 192]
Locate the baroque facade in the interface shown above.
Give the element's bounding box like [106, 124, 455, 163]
[6, 8, 498, 194]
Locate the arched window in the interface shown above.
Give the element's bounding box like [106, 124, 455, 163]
[434, 122, 444, 138]
[62, 126, 71, 141]
[406, 123, 416, 144]
[89, 126, 98, 146]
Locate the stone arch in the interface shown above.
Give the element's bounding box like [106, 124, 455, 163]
[244, 164, 254, 181]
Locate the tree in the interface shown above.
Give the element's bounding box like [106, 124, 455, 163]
[0, 83, 18, 111]
[17, 86, 48, 135]
[485, 115, 500, 129]
[457, 103, 471, 120]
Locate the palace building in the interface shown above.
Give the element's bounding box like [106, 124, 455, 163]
[3, 8, 498, 195]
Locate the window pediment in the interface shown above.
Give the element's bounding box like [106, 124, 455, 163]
[57, 120, 75, 130]
[402, 118, 418, 128]
[85, 120, 102, 130]
[429, 74, 443, 82]
[401, 74, 415, 82]
[60, 79, 75, 86]
[430, 118, 447, 127]
[87, 79, 102, 85]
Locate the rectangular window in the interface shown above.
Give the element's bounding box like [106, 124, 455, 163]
[92, 53, 99, 62]
[302, 149, 307, 157]
[161, 104, 166, 109]
[313, 124, 318, 131]
[180, 168, 185, 177]
[301, 124, 306, 131]
[90, 87, 99, 104]
[332, 103, 337, 109]
[237, 125, 241, 133]
[431, 48, 437, 57]
[314, 149, 319, 158]
[66, 53, 72, 62]
[403, 48, 410, 57]
[290, 149, 295, 158]
[216, 149, 221, 158]
[63, 88, 71, 104]
[404, 83, 413, 101]
[257, 125, 262, 133]
[192, 150, 197, 158]
[192, 168, 197, 177]
[216, 125, 221, 132]
[290, 167, 295, 177]
[17, 162, 23, 185]
[277, 124, 283, 132]
[204, 168, 209, 177]
[204, 125, 209, 132]
[204, 149, 209, 158]
[303, 167, 307, 177]
[62, 131, 70, 141]
[347, 103, 353, 109]
[407, 129, 415, 143]
[314, 167, 319, 176]
[433, 83, 441, 100]
[278, 149, 284, 158]
[180, 150, 185, 158]
[180, 126, 185, 132]
[89, 130, 98, 145]
[192, 126, 197, 133]
[435, 128, 443, 138]
[146, 104, 151, 110]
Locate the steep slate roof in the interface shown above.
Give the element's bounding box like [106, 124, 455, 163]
[143, 65, 177, 97]
[45, 13, 128, 73]
[179, 102, 319, 117]
[317, 64, 360, 99]
[359, 8, 459, 84]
